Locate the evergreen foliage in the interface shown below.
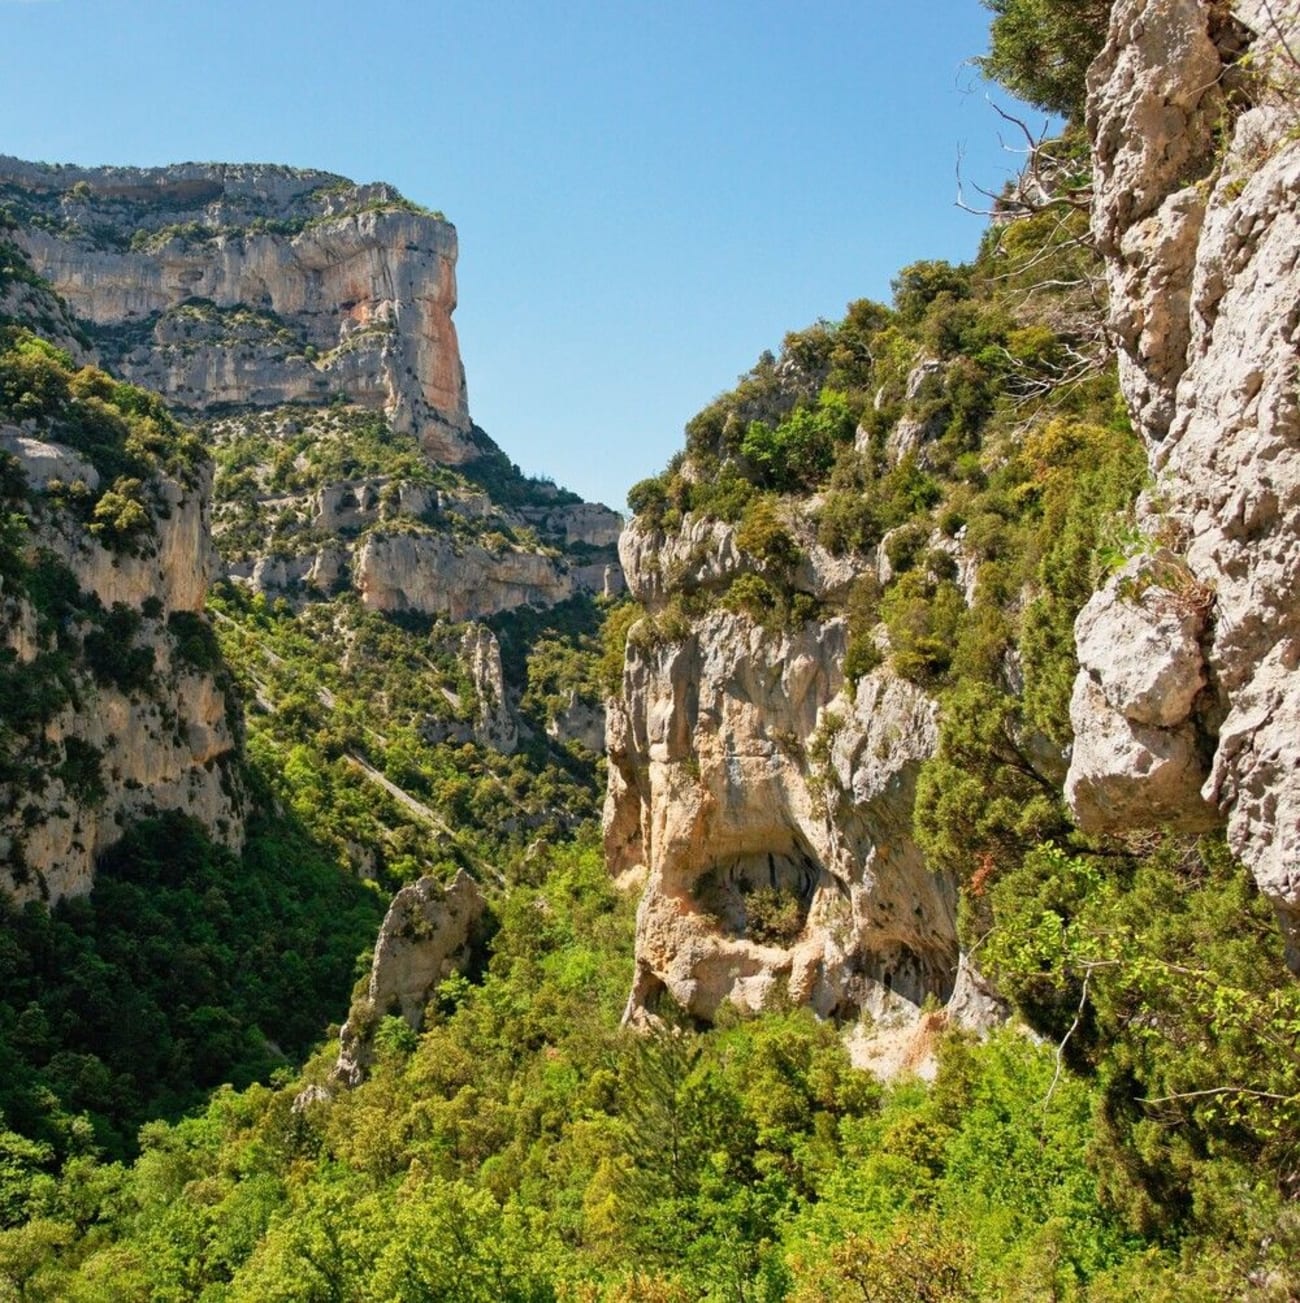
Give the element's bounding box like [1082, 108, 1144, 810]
[0, 811, 382, 1165]
[977, 0, 1113, 120]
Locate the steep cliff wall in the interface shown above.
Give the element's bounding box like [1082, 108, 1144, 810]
[601, 124, 1152, 1044]
[0, 258, 242, 902]
[1067, 0, 1300, 959]
[0, 159, 472, 462]
[604, 506, 1001, 1040]
[0, 160, 625, 629]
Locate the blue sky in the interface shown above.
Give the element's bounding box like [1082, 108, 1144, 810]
[1, 1, 1044, 510]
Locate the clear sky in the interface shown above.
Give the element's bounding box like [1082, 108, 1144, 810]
[1, 0, 1045, 511]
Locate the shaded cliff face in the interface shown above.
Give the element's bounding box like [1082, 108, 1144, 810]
[0, 263, 242, 902]
[605, 514, 967, 1029]
[1068, 0, 1300, 957]
[0, 158, 472, 462]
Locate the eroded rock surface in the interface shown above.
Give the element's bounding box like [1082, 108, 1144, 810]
[334, 869, 487, 1085]
[460, 624, 518, 754]
[1074, 0, 1300, 951]
[0, 158, 473, 460]
[606, 516, 964, 1032]
[1066, 551, 1219, 833]
[355, 530, 588, 621]
[0, 461, 242, 905]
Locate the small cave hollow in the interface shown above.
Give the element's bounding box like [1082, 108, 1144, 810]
[694, 842, 821, 948]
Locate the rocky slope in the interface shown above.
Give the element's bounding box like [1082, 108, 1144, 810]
[332, 868, 487, 1086]
[0, 158, 624, 621]
[0, 158, 626, 904]
[604, 0, 1300, 1040]
[1, 159, 624, 767]
[1066, 0, 1300, 961]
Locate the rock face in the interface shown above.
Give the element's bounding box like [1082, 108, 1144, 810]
[356, 530, 585, 621]
[334, 869, 486, 1085]
[0, 455, 242, 906]
[0, 158, 473, 461]
[2, 155, 627, 726]
[1067, 551, 1220, 834]
[1071, 0, 1300, 954]
[606, 518, 962, 1029]
[460, 625, 518, 754]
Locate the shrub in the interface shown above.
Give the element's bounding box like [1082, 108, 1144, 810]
[884, 521, 930, 574]
[167, 611, 222, 672]
[88, 478, 152, 550]
[721, 573, 782, 623]
[882, 573, 964, 684]
[744, 886, 806, 947]
[627, 476, 669, 526]
[816, 489, 881, 555]
[735, 496, 801, 570]
[83, 604, 155, 693]
[740, 390, 855, 492]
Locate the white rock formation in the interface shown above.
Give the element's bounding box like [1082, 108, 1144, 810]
[1, 159, 473, 461]
[355, 532, 581, 621]
[461, 624, 518, 754]
[1072, 0, 1300, 954]
[334, 869, 486, 1085]
[607, 502, 967, 1030]
[0, 427, 100, 492]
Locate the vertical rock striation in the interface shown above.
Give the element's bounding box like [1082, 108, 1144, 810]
[605, 517, 967, 1031]
[1069, 0, 1300, 956]
[0, 158, 473, 461]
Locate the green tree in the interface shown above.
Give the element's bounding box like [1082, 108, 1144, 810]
[977, 0, 1112, 120]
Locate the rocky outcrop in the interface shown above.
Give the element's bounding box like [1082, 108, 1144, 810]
[334, 869, 486, 1085]
[461, 624, 518, 754]
[0, 427, 100, 492]
[547, 693, 607, 754]
[356, 531, 584, 621]
[1072, 0, 1300, 954]
[519, 501, 624, 549]
[0, 158, 473, 461]
[619, 512, 857, 611]
[606, 513, 964, 1031]
[1067, 551, 1219, 833]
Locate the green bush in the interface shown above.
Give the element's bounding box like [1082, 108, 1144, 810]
[976, 0, 1111, 120]
[735, 496, 801, 570]
[626, 475, 669, 526]
[740, 390, 855, 492]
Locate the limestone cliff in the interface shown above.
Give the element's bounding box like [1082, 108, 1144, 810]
[0, 253, 242, 903]
[0, 158, 472, 461]
[2, 157, 625, 778]
[605, 511, 999, 1039]
[1066, 0, 1300, 959]
[210, 401, 623, 621]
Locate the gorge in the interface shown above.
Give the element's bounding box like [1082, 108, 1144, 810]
[1, 0, 1299, 1297]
